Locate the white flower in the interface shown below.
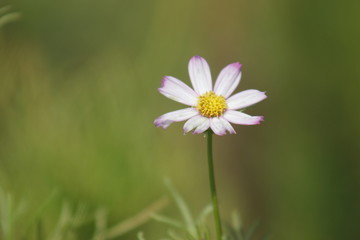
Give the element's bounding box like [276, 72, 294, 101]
[154, 56, 267, 136]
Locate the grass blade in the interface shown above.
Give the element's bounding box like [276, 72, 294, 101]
[151, 214, 184, 229]
[164, 178, 196, 237]
[106, 196, 168, 239]
[244, 220, 259, 240]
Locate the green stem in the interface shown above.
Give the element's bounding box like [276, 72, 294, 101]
[206, 131, 223, 240]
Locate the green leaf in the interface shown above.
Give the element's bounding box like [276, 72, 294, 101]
[168, 229, 182, 240]
[164, 178, 197, 237]
[196, 204, 212, 224]
[137, 232, 146, 240]
[244, 220, 259, 240]
[151, 214, 183, 229]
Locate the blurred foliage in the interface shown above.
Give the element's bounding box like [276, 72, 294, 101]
[0, 187, 168, 240]
[0, 0, 359, 239]
[0, 5, 20, 28]
[144, 179, 268, 240]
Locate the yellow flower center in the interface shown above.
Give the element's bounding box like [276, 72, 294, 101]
[196, 91, 227, 118]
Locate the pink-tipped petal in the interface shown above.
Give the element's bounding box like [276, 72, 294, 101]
[154, 108, 198, 129]
[226, 89, 267, 110]
[183, 115, 208, 133]
[223, 110, 264, 125]
[188, 56, 212, 95]
[214, 62, 242, 98]
[193, 118, 211, 134]
[219, 117, 236, 134]
[210, 118, 227, 136]
[158, 76, 198, 106]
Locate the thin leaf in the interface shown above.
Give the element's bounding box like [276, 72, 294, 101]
[244, 220, 259, 240]
[168, 229, 182, 240]
[137, 232, 146, 240]
[164, 178, 197, 237]
[0, 5, 11, 15]
[71, 203, 90, 227]
[93, 208, 107, 240]
[106, 196, 168, 239]
[231, 211, 242, 233]
[224, 222, 241, 240]
[0, 12, 21, 28]
[151, 214, 184, 229]
[50, 202, 72, 240]
[231, 211, 244, 240]
[196, 204, 212, 224]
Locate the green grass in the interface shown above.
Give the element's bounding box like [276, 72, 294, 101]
[0, 187, 168, 240]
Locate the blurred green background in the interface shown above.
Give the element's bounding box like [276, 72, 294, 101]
[1, 0, 360, 239]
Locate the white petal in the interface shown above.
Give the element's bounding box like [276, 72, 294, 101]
[223, 110, 264, 125]
[226, 89, 267, 110]
[158, 76, 198, 106]
[154, 108, 199, 129]
[188, 56, 212, 95]
[210, 118, 227, 136]
[193, 118, 211, 134]
[219, 117, 236, 134]
[183, 115, 208, 133]
[214, 62, 242, 98]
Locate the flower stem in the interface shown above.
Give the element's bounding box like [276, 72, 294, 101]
[206, 130, 223, 240]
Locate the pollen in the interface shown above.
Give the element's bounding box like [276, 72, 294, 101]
[196, 91, 227, 118]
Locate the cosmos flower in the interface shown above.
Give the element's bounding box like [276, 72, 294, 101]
[154, 56, 267, 135]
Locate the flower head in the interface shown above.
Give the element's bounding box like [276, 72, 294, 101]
[154, 56, 267, 136]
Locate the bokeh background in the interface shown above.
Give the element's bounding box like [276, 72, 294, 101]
[1, 0, 359, 239]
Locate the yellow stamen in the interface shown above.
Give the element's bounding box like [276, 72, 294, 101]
[196, 91, 227, 118]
